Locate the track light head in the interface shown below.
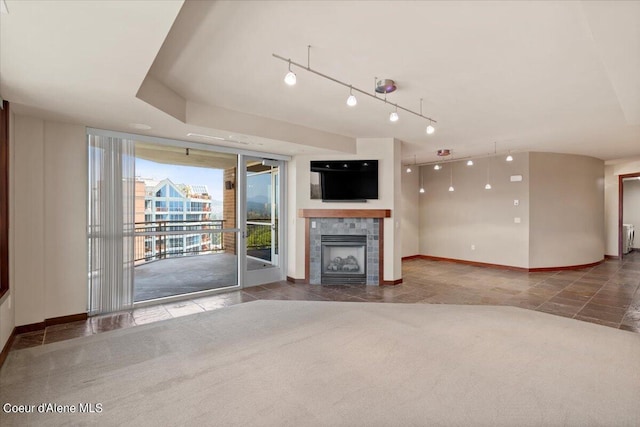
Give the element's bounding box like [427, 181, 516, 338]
[466, 160, 473, 166]
[389, 111, 399, 122]
[506, 154, 513, 162]
[284, 60, 296, 86]
[426, 124, 435, 135]
[406, 166, 412, 173]
[346, 86, 357, 107]
[448, 186, 455, 192]
[419, 187, 425, 193]
[485, 183, 492, 190]
[434, 164, 441, 170]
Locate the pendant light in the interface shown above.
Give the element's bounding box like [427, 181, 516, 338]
[485, 157, 492, 190]
[406, 155, 416, 173]
[506, 150, 513, 162]
[448, 163, 455, 192]
[486, 142, 496, 189]
[434, 164, 441, 170]
[419, 166, 425, 193]
[466, 160, 473, 166]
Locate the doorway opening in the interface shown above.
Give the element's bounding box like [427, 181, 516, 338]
[133, 142, 238, 302]
[618, 172, 640, 259]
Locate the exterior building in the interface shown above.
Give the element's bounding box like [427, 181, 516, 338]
[137, 178, 218, 262]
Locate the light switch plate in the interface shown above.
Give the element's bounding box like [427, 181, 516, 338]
[514, 199, 519, 206]
[514, 217, 521, 224]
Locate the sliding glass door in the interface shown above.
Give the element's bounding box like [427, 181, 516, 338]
[88, 130, 288, 312]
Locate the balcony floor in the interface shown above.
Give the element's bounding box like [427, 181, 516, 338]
[134, 253, 271, 302]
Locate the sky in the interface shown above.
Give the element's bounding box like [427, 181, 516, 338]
[135, 158, 224, 201]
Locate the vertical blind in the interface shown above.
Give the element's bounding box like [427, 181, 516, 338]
[88, 134, 135, 315]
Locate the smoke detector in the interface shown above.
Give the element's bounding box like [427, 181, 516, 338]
[375, 79, 397, 94]
[437, 149, 451, 157]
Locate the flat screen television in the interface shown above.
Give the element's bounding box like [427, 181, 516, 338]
[310, 160, 378, 201]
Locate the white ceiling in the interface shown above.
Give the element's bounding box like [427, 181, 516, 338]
[1, 0, 639, 164]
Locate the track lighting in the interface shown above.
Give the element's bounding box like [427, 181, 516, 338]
[273, 48, 437, 129]
[466, 160, 473, 166]
[485, 183, 492, 190]
[406, 166, 412, 173]
[389, 106, 399, 123]
[284, 60, 296, 86]
[449, 186, 455, 192]
[420, 187, 425, 193]
[434, 164, 441, 170]
[346, 86, 357, 107]
[506, 151, 513, 162]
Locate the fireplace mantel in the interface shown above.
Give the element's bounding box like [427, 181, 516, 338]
[298, 209, 391, 218]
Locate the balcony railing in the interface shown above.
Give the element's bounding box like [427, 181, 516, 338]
[132, 219, 277, 264]
[134, 219, 225, 263]
[246, 219, 278, 262]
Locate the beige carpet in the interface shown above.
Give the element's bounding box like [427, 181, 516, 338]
[1, 300, 639, 426]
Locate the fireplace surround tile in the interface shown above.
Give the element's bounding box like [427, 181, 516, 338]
[309, 217, 380, 285]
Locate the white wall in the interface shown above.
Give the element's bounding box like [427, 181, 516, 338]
[623, 179, 640, 249]
[419, 153, 530, 268]
[43, 122, 88, 318]
[401, 159, 419, 258]
[13, 116, 45, 325]
[529, 153, 604, 268]
[12, 115, 86, 326]
[287, 138, 402, 282]
[418, 152, 604, 269]
[604, 157, 640, 256]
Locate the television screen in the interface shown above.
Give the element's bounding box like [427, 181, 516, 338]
[310, 160, 378, 201]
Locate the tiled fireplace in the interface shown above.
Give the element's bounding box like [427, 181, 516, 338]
[299, 209, 391, 286]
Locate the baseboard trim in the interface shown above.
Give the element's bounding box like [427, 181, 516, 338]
[401, 255, 421, 261]
[604, 255, 620, 260]
[45, 313, 88, 327]
[0, 327, 16, 369]
[14, 322, 46, 335]
[287, 276, 307, 284]
[14, 312, 88, 335]
[381, 279, 403, 286]
[528, 260, 604, 272]
[416, 255, 604, 272]
[417, 255, 529, 272]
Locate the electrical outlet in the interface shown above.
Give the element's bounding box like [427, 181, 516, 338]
[514, 217, 521, 224]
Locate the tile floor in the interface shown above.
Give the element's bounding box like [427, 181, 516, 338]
[10, 253, 640, 351]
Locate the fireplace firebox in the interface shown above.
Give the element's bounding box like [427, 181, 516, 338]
[321, 235, 367, 284]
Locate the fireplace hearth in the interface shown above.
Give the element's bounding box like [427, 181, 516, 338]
[321, 235, 367, 284]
